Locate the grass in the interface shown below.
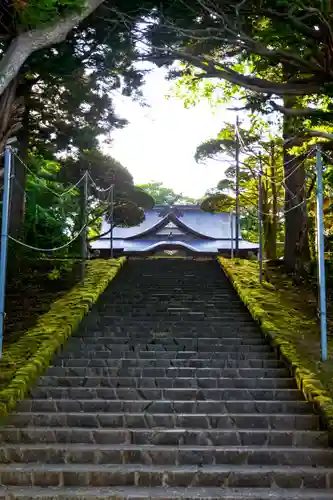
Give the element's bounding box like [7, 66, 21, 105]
[218, 257, 333, 435]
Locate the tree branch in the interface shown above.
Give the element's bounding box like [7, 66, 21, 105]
[268, 100, 332, 117]
[0, 0, 106, 97]
[146, 51, 323, 96]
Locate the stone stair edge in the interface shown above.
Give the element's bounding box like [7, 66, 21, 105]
[3, 486, 333, 499]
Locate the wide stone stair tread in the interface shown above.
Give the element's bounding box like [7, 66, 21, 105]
[2, 486, 333, 500]
[58, 345, 274, 354]
[45, 367, 292, 377]
[1, 463, 333, 488]
[5, 412, 322, 429]
[65, 337, 268, 345]
[55, 350, 277, 360]
[54, 356, 282, 367]
[2, 259, 333, 497]
[37, 376, 297, 389]
[2, 444, 333, 467]
[49, 359, 290, 372]
[0, 428, 328, 447]
[61, 344, 272, 351]
[6, 413, 321, 430]
[29, 387, 303, 401]
[15, 399, 315, 414]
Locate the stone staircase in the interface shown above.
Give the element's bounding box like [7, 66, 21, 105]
[0, 258, 333, 499]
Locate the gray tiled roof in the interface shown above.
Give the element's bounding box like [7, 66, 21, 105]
[98, 206, 242, 240]
[91, 205, 258, 253]
[90, 238, 258, 252]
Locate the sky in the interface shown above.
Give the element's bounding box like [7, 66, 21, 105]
[103, 66, 235, 198]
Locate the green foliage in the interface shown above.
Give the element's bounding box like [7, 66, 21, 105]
[47, 268, 61, 281]
[201, 193, 234, 213]
[16, 0, 85, 27]
[0, 258, 126, 418]
[137, 181, 198, 205]
[24, 155, 80, 252]
[21, 149, 154, 255]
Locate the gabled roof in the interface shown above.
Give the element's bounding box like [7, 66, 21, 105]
[97, 205, 242, 241]
[91, 238, 258, 253]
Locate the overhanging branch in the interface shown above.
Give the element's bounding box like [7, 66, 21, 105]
[146, 51, 323, 96]
[0, 0, 106, 97]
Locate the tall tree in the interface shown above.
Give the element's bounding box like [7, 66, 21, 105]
[197, 123, 284, 259]
[3, 1, 147, 236]
[138, 181, 198, 205]
[20, 149, 154, 253]
[138, 0, 333, 271]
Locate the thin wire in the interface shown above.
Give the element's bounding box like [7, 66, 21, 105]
[239, 191, 309, 219]
[88, 172, 115, 193]
[235, 124, 313, 182]
[13, 153, 87, 198]
[322, 150, 333, 163]
[9, 222, 88, 252]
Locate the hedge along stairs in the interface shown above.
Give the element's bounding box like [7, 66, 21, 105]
[0, 259, 333, 498]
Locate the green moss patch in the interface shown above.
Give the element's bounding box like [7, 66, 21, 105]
[0, 258, 126, 418]
[218, 257, 333, 437]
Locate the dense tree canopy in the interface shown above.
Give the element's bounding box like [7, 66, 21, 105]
[137, 181, 199, 205]
[2, 0, 333, 275]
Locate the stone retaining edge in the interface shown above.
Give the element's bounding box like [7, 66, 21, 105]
[218, 256, 333, 439]
[0, 257, 126, 419]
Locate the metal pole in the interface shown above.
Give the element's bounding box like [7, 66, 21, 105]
[235, 115, 240, 256]
[80, 171, 88, 281]
[0, 146, 12, 357]
[258, 153, 263, 284]
[316, 145, 327, 361]
[230, 211, 234, 259]
[109, 184, 114, 259]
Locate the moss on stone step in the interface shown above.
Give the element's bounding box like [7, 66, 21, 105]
[0, 258, 126, 419]
[218, 257, 333, 438]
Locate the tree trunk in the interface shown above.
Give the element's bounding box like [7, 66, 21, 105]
[268, 141, 278, 260]
[283, 98, 310, 275]
[262, 167, 275, 261]
[8, 77, 32, 237]
[0, 77, 24, 155]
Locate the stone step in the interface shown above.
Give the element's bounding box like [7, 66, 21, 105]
[95, 311, 248, 318]
[29, 387, 302, 401]
[2, 259, 330, 498]
[56, 348, 274, 360]
[66, 337, 266, 346]
[1, 463, 333, 488]
[1, 444, 332, 467]
[37, 376, 296, 390]
[90, 315, 254, 322]
[7, 413, 319, 430]
[55, 356, 280, 367]
[81, 323, 259, 334]
[45, 367, 291, 378]
[59, 345, 273, 355]
[98, 300, 244, 306]
[95, 305, 247, 311]
[80, 330, 261, 339]
[0, 427, 327, 447]
[98, 315, 256, 322]
[55, 359, 284, 369]
[2, 486, 333, 500]
[16, 399, 314, 414]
